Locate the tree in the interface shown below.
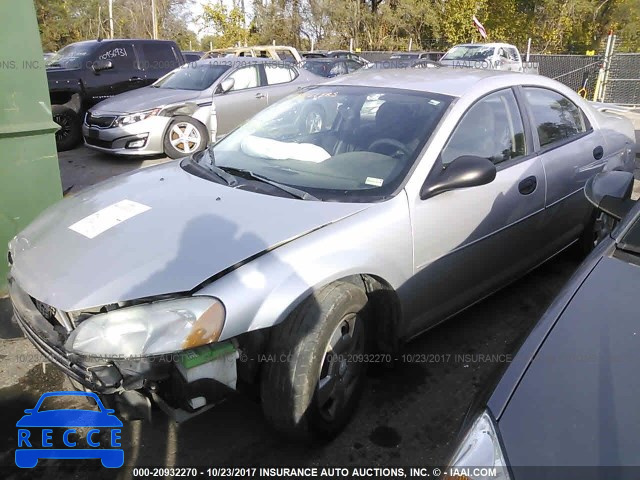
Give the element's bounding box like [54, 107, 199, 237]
[200, 2, 251, 47]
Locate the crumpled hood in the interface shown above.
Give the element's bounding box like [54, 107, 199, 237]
[10, 161, 370, 311]
[90, 86, 202, 115]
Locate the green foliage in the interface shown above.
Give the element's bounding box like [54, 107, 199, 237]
[35, 0, 640, 54]
[200, 3, 251, 48]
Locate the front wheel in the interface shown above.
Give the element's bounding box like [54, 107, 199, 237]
[163, 116, 208, 159]
[260, 282, 369, 440]
[52, 104, 82, 151]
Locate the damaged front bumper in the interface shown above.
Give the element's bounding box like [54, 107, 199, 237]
[9, 277, 240, 422]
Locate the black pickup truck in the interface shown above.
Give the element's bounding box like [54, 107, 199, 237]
[46, 39, 184, 151]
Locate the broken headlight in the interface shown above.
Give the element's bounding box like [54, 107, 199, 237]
[444, 410, 512, 480]
[65, 297, 225, 357]
[114, 108, 161, 127]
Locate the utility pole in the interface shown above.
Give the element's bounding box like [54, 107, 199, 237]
[151, 0, 158, 39]
[108, 0, 114, 39]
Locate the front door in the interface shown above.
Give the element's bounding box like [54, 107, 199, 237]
[404, 88, 547, 336]
[84, 42, 141, 106]
[213, 64, 268, 136]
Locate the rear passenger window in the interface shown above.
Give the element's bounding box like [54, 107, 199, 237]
[140, 43, 180, 71]
[442, 89, 526, 166]
[275, 50, 296, 63]
[524, 87, 589, 148]
[264, 64, 296, 85]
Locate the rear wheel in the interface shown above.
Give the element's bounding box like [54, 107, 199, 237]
[163, 116, 208, 159]
[575, 209, 617, 256]
[260, 282, 369, 440]
[52, 104, 82, 151]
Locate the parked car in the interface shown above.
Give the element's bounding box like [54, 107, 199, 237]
[203, 45, 302, 64]
[302, 50, 369, 62]
[82, 58, 320, 158]
[440, 42, 524, 72]
[389, 51, 440, 61]
[182, 50, 204, 63]
[8, 69, 635, 441]
[447, 170, 638, 479]
[299, 57, 365, 77]
[46, 39, 184, 151]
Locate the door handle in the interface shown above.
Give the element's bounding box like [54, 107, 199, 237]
[255, 93, 266, 99]
[593, 145, 604, 160]
[518, 176, 537, 195]
[129, 76, 142, 82]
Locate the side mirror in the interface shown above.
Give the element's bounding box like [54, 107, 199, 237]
[421, 155, 497, 200]
[218, 77, 235, 94]
[584, 171, 635, 221]
[92, 59, 113, 72]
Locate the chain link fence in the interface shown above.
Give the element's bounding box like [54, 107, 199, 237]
[358, 50, 639, 106]
[604, 53, 640, 106]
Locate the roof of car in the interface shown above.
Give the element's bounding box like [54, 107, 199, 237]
[324, 67, 527, 97]
[452, 43, 516, 48]
[302, 58, 344, 63]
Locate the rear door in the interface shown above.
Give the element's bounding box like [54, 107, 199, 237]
[137, 42, 183, 83]
[213, 64, 267, 136]
[264, 64, 300, 104]
[406, 88, 547, 334]
[522, 86, 606, 253]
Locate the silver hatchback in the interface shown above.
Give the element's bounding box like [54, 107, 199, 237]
[82, 57, 320, 158]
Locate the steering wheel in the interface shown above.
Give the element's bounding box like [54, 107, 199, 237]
[368, 138, 412, 158]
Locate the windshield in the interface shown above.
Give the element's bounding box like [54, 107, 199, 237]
[154, 62, 230, 90]
[442, 46, 495, 61]
[46, 43, 94, 69]
[206, 86, 452, 202]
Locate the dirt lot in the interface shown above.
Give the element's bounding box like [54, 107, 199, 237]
[0, 145, 639, 478]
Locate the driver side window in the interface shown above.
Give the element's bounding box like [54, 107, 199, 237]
[227, 65, 260, 91]
[441, 89, 527, 166]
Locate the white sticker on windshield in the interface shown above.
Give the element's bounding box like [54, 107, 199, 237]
[365, 177, 384, 187]
[69, 200, 151, 239]
[428, 99, 441, 105]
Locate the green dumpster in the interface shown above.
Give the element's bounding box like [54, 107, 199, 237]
[0, 1, 62, 294]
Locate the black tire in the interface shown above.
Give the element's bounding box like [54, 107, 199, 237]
[52, 104, 82, 151]
[163, 116, 209, 159]
[574, 209, 617, 257]
[260, 282, 369, 441]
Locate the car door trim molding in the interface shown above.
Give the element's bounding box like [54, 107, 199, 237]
[415, 205, 546, 271]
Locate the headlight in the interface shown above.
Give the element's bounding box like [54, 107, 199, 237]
[114, 108, 161, 127]
[444, 410, 511, 480]
[65, 297, 225, 357]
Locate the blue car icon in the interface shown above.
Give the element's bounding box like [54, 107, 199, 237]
[15, 391, 124, 468]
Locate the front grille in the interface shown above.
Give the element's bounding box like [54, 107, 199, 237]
[85, 112, 117, 128]
[85, 136, 113, 149]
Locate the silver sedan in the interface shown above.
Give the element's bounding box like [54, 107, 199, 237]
[82, 57, 320, 158]
[9, 68, 636, 440]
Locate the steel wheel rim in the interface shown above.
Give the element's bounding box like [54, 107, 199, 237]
[305, 111, 323, 134]
[316, 313, 365, 422]
[170, 122, 202, 154]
